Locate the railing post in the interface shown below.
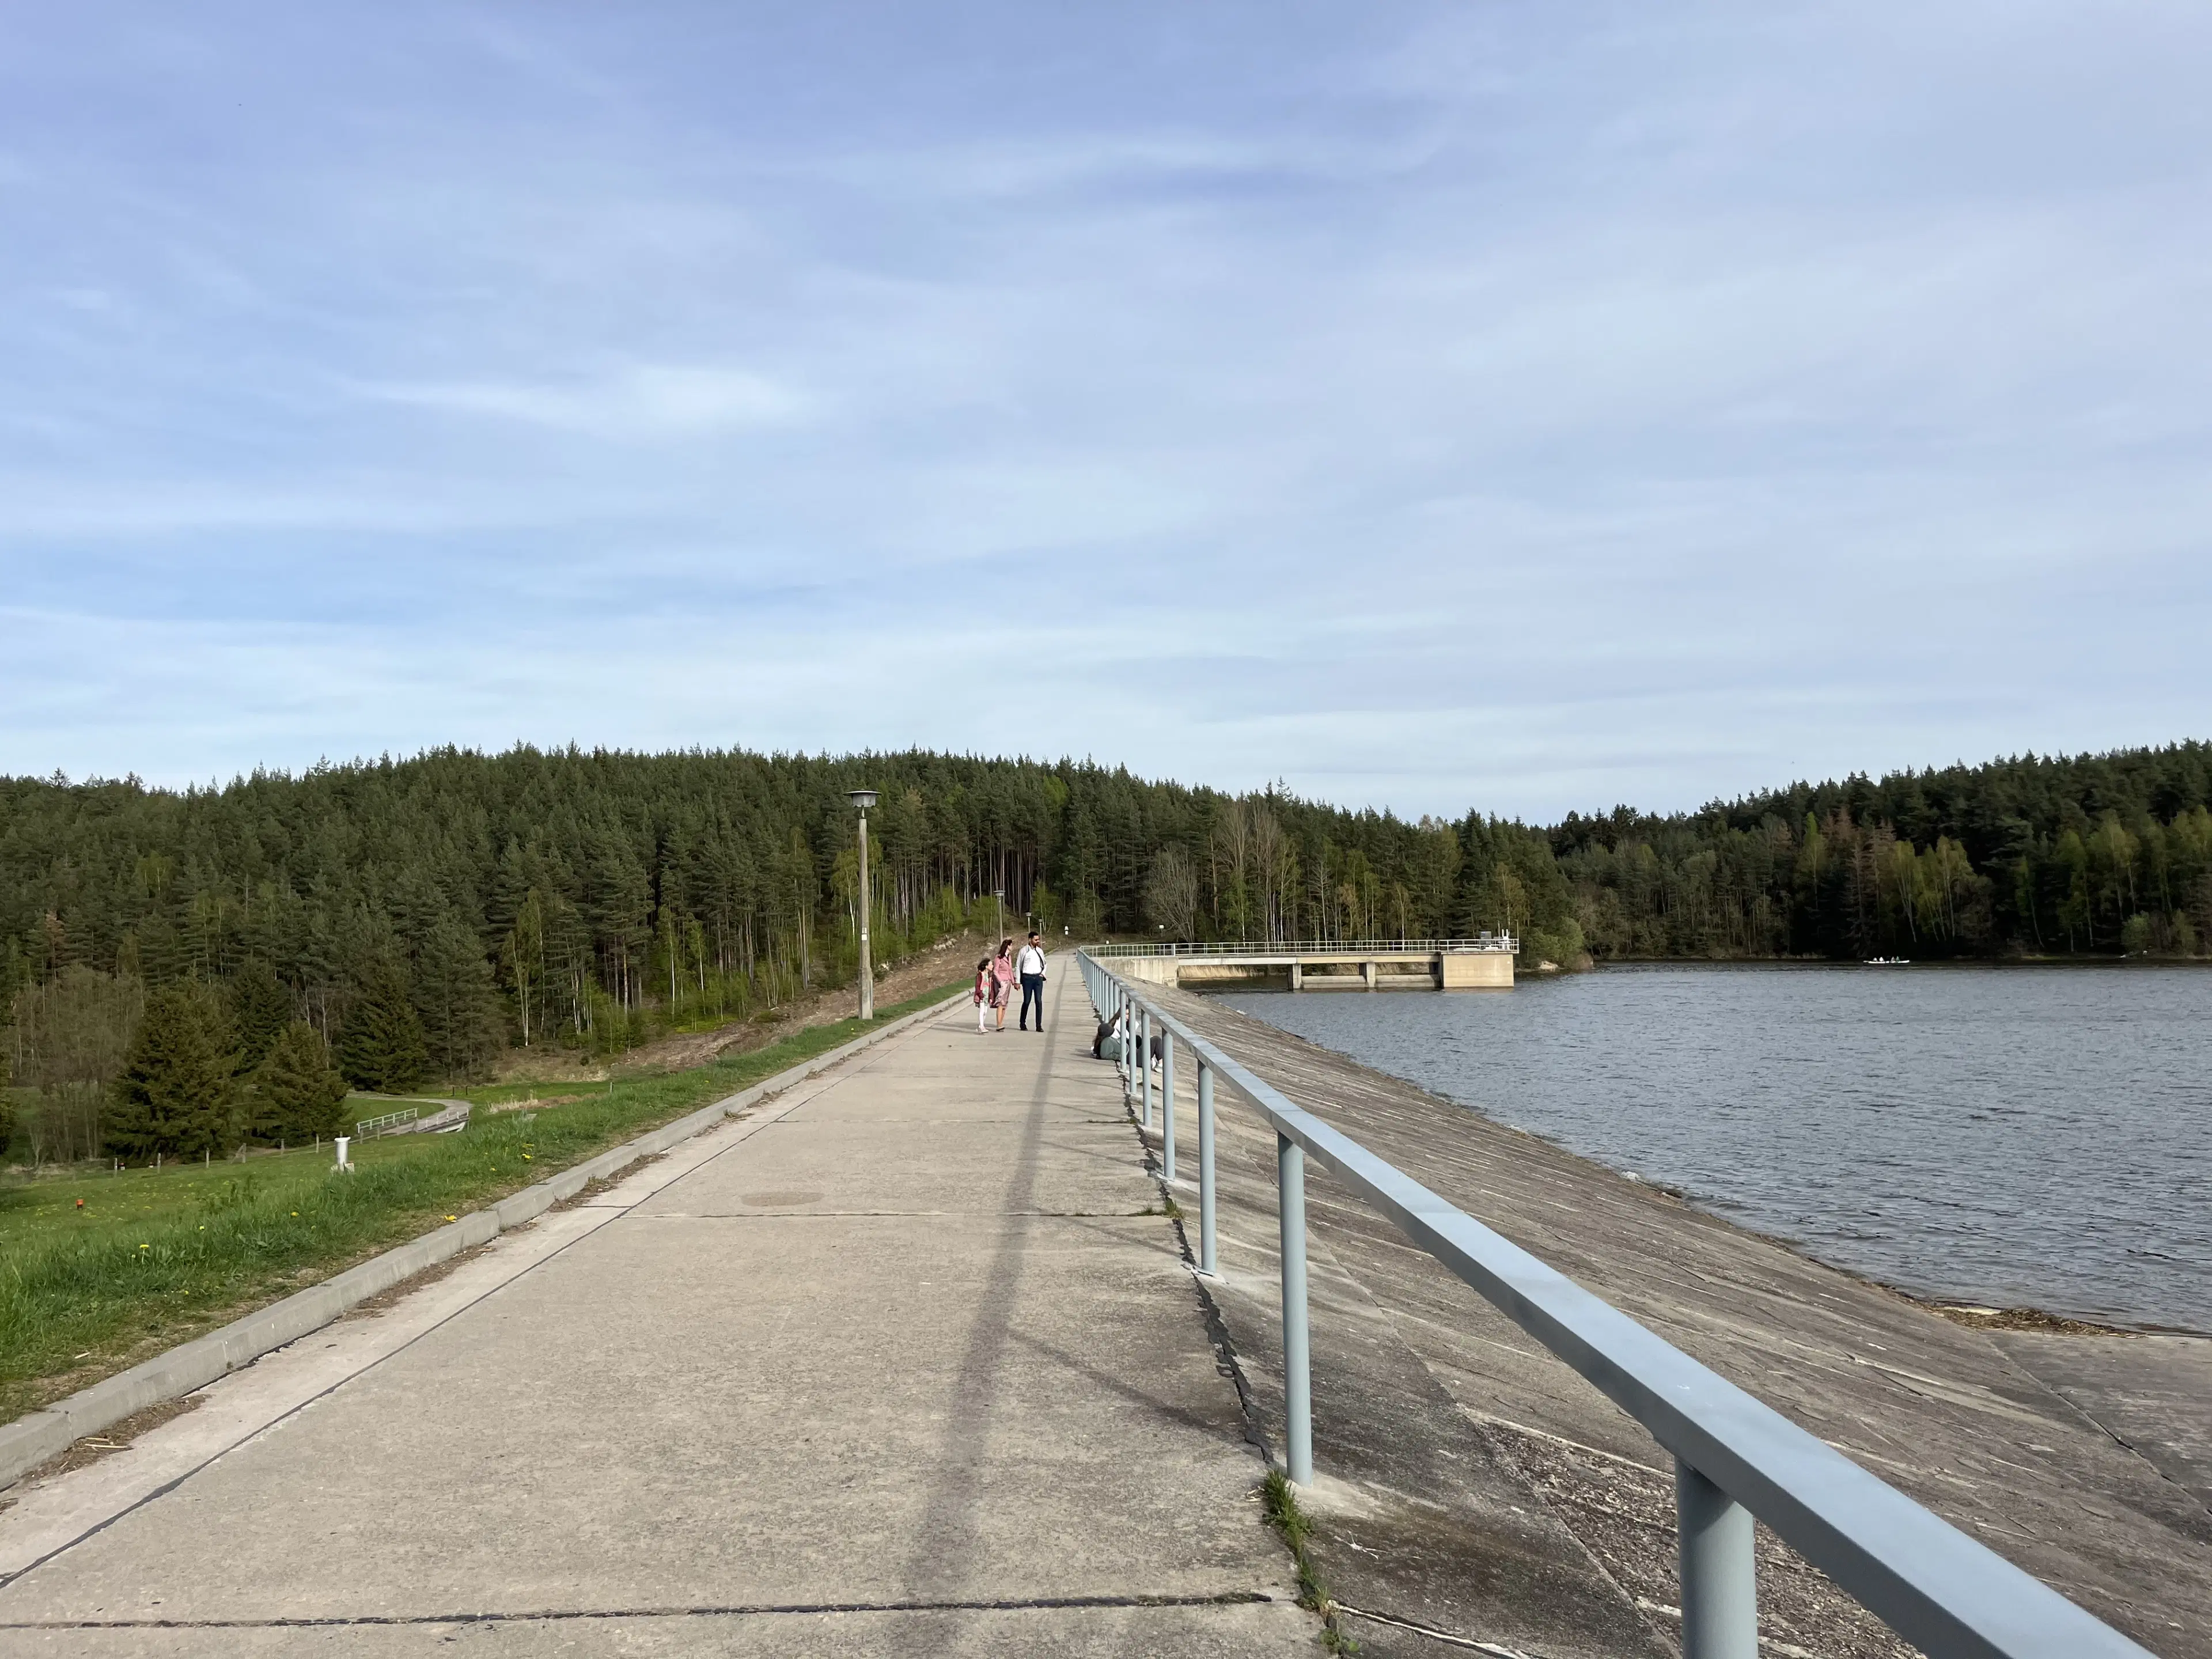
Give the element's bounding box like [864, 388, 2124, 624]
[1677, 1460, 1758, 1659]
[1123, 997, 1135, 1102]
[1141, 1006, 1154, 1131]
[1121, 993, 1134, 1101]
[1197, 1060, 1217, 1275]
[1109, 985, 1120, 1085]
[1278, 1131, 1313, 1485]
[1161, 1028, 1176, 1183]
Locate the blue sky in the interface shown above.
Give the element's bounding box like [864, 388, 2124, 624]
[3, 2, 2208, 819]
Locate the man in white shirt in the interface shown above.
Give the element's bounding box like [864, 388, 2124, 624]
[1015, 933, 1048, 1032]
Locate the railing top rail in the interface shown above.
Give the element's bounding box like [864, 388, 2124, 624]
[1089, 936, 1518, 957]
[353, 1106, 419, 1138]
[1078, 951, 2148, 1659]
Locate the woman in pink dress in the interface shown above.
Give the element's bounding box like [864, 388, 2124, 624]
[990, 938, 1016, 1031]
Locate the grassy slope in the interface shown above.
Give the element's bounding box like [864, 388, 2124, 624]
[0, 981, 965, 1427]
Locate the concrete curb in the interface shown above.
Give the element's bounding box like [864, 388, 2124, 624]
[0, 990, 966, 1491]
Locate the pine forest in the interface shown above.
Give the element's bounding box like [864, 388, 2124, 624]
[3, 740, 2209, 1164]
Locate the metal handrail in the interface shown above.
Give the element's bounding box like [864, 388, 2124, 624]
[1077, 951, 2150, 1659]
[1089, 935, 1518, 957]
[352, 1106, 419, 1139]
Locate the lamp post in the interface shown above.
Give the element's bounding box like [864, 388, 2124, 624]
[848, 789, 878, 1019]
[994, 887, 1005, 947]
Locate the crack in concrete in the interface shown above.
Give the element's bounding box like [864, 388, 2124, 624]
[1333, 1599, 1544, 1655]
[0, 1590, 1281, 1630]
[627, 1210, 1154, 1219]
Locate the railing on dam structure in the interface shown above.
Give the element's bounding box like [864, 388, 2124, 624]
[1089, 934, 1518, 957]
[1077, 950, 2152, 1659]
[1094, 936, 1520, 990]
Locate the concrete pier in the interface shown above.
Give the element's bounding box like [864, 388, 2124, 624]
[1113, 942, 1514, 992]
[0, 967, 1313, 1655]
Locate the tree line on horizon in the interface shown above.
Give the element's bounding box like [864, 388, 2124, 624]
[1555, 744, 2212, 960]
[2, 740, 2206, 1164]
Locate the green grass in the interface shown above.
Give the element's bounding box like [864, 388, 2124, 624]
[0, 981, 965, 1427]
[1262, 1469, 1357, 1652]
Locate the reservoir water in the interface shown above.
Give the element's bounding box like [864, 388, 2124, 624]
[1215, 964, 2211, 1332]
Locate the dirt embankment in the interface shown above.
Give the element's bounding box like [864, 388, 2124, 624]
[495, 932, 992, 1084]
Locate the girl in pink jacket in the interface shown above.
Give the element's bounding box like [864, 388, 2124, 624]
[990, 939, 1016, 1031]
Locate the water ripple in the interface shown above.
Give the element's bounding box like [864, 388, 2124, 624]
[1218, 964, 2212, 1332]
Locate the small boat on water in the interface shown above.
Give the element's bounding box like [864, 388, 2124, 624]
[1863, 956, 1911, 965]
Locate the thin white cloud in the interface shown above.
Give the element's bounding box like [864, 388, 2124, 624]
[359, 362, 812, 438]
[0, 478, 654, 538]
[1, 2, 2207, 815]
[761, 127, 1444, 203]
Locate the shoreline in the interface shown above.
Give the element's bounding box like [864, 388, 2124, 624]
[1581, 955, 2212, 970]
[1586, 1154, 2205, 1339]
[1597, 1164, 2194, 1339]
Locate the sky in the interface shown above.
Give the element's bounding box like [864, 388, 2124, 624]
[3, 2, 2209, 821]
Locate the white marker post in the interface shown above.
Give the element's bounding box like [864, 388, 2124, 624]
[334, 1135, 352, 1172]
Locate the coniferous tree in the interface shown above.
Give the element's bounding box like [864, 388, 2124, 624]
[228, 959, 293, 1071]
[256, 1019, 349, 1142]
[414, 915, 502, 1082]
[107, 984, 238, 1158]
[336, 959, 429, 1092]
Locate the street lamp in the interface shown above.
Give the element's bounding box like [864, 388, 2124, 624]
[994, 887, 1005, 948]
[847, 789, 878, 1019]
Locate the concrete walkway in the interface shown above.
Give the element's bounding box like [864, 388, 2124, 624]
[0, 965, 1313, 1655]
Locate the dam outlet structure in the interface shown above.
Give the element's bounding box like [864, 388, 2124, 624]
[1093, 935, 1517, 991]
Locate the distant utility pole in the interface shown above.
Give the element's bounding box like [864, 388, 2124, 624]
[848, 789, 878, 1019]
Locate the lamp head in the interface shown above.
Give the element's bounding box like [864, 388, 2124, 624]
[846, 787, 878, 811]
